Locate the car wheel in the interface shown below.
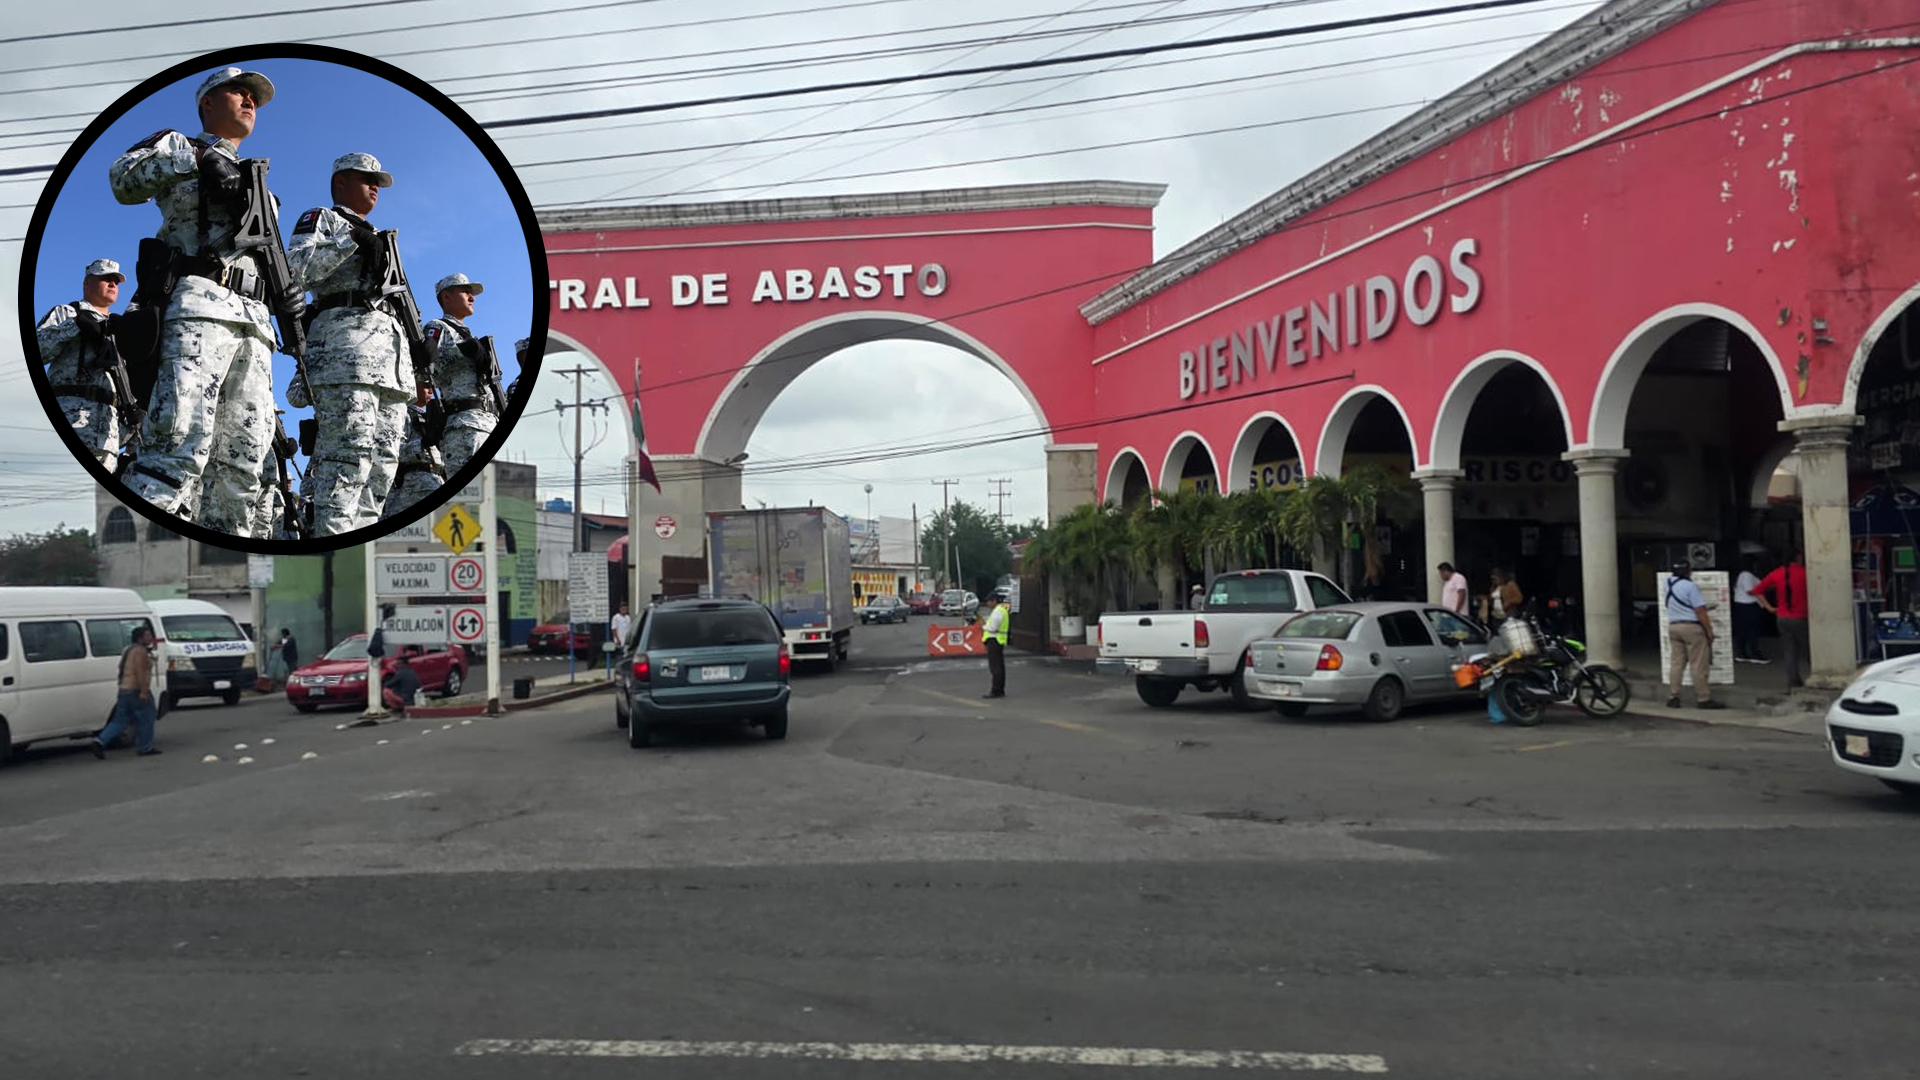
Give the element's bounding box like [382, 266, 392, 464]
[221, 688, 242, 706]
[1274, 702, 1309, 718]
[615, 695, 629, 729]
[764, 708, 789, 741]
[0, 720, 11, 766]
[628, 717, 655, 749]
[1882, 779, 1920, 801]
[442, 667, 464, 698]
[1135, 677, 1181, 708]
[1228, 665, 1259, 712]
[1361, 677, 1405, 722]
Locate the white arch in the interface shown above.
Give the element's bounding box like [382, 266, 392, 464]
[1158, 430, 1222, 494]
[693, 311, 1051, 462]
[1584, 302, 1793, 450]
[1839, 280, 1920, 415]
[1102, 446, 1151, 506]
[1226, 411, 1306, 494]
[1747, 436, 1796, 509]
[1428, 350, 1575, 471]
[1313, 384, 1420, 478]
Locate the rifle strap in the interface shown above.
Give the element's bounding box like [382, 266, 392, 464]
[131, 462, 185, 493]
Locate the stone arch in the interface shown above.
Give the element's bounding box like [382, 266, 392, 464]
[100, 506, 135, 545]
[1314, 385, 1420, 477]
[1227, 412, 1307, 494]
[694, 312, 1052, 464]
[1747, 436, 1796, 508]
[1429, 350, 1575, 471]
[1586, 303, 1793, 449]
[1839, 280, 1920, 416]
[1103, 446, 1151, 506]
[1159, 431, 1221, 494]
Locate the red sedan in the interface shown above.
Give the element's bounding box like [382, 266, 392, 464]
[528, 612, 595, 656]
[286, 634, 468, 712]
[904, 591, 939, 615]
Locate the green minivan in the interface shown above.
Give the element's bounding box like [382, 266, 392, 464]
[616, 597, 792, 749]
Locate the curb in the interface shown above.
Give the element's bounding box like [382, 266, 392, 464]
[401, 678, 613, 718]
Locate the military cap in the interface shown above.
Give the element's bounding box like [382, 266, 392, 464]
[331, 152, 393, 188]
[434, 272, 484, 296]
[84, 258, 125, 283]
[195, 67, 274, 108]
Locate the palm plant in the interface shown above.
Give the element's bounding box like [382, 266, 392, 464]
[1021, 502, 1126, 621]
[1273, 463, 1405, 590]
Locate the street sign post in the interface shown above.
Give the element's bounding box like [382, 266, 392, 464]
[375, 555, 448, 595]
[567, 551, 609, 622]
[381, 605, 453, 646]
[450, 605, 486, 646]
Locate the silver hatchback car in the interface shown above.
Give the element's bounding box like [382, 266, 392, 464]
[1243, 601, 1492, 721]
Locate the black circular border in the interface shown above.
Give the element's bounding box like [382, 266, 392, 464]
[15, 41, 550, 554]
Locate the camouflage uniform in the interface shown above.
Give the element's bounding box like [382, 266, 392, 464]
[424, 272, 497, 477]
[286, 178, 414, 537]
[35, 289, 122, 471]
[382, 408, 446, 520]
[109, 124, 279, 535]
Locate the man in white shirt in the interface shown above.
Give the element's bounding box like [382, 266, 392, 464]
[1438, 562, 1468, 615]
[1731, 555, 1767, 664]
[1665, 563, 1726, 710]
[609, 602, 632, 648]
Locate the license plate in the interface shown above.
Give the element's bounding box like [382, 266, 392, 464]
[1845, 733, 1871, 758]
[1136, 659, 1161, 673]
[213, 680, 231, 690]
[1273, 682, 1298, 697]
[307, 687, 325, 697]
[699, 665, 733, 682]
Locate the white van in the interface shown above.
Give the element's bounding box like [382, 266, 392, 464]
[148, 598, 256, 709]
[0, 587, 164, 762]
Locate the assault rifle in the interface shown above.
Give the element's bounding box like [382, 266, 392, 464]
[231, 158, 315, 408]
[272, 411, 306, 541]
[370, 230, 445, 445]
[470, 335, 507, 416]
[74, 306, 148, 437]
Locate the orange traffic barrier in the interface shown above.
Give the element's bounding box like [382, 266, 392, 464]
[926, 622, 984, 657]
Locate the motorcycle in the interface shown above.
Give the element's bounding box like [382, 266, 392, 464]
[1452, 615, 1631, 726]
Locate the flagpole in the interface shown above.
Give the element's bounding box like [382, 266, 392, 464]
[630, 357, 644, 611]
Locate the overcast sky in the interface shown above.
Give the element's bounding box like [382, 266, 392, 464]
[0, 0, 1605, 539]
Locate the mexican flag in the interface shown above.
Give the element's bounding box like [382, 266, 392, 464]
[630, 359, 661, 494]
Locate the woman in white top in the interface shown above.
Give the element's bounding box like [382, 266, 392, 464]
[1731, 555, 1767, 663]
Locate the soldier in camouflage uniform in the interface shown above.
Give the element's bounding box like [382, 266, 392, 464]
[381, 406, 446, 520]
[35, 258, 126, 471]
[423, 272, 499, 477]
[109, 68, 293, 536]
[286, 152, 422, 536]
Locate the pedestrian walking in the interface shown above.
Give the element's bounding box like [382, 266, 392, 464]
[1438, 561, 1468, 615]
[610, 602, 632, 647]
[269, 628, 298, 686]
[1664, 562, 1725, 709]
[979, 590, 1009, 699]
[92, 626, 161, 757]
[1732, 555, 1768, 663]
[1752, 549, 1810, 688]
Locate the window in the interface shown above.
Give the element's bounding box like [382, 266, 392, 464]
[1377, 611, 1436, 649]
[1277, 611, 1360, 639]
[19, 620, 87, 662]
[1207, 573, 1297, 609]
[1307, 576, 1351, 608]
[0, 624, 9, 661]
[101, 507, 136, 544]
[160, 614, 243, 642]
[87, 618, 154, 657]
[647, 607, 780, 650]
[324, 637, 371, 661]
[147, 519, 180, 542]
[1422, 610, 1486, 646]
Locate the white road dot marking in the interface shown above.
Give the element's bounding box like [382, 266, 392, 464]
[236, 756, 254, 765]
[300, 751, 318, 760]
[376, 739, 391, 745]
[200, 754, 220, 764]
[451, 1039, 1388, 1072]
[261, 738, 276, 746]
[233, 743, 248, 751]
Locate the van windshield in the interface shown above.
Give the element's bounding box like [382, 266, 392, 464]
[161, 614, 242, 642]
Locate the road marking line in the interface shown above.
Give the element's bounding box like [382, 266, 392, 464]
[1515, 739, 1578, 752]
[1042, 718, 1099, 733]
[452, 1038, 1388, 1072]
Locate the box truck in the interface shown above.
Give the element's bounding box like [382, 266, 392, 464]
[707, 507, 853, 670]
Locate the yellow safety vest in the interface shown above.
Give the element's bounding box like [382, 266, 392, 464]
[982, 604, 1009, 644]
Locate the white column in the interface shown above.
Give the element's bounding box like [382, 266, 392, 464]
[361, 541, 386, 719]
[1781, 416, 1863, 688]
[482, 463, 502, 715]
[1563, 449, 1630, 669]
[1413, 468, 1463, 604]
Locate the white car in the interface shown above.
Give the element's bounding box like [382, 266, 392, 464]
[1825, 655, 1920, 801]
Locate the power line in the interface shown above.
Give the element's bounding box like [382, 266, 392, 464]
[0, 0, 449, 45]
[480, 0, 1567, 129]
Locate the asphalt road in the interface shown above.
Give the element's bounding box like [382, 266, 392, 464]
[2, 617, 1915, 1079]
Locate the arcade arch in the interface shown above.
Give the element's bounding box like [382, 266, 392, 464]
[1838, 286, 1920, 613]
[1313, 387, 1421, 596]
[1226, 413, 1306, 495]
[1159, 431, 1221, 496]
[1104, 448, 1153, 508]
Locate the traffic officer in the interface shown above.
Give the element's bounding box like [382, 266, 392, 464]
[36, 258, 126, 470]
[109, 67, 291, 535]
[286, 152, 419, 536]
[979, 588, 1010, 699]
[382, 406, 446, 520]
[424, 272, 498, 476]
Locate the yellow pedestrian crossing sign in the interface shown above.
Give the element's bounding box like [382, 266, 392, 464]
[433, 504, 480, 554]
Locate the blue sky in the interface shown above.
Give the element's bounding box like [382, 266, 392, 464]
[27, 54, 536, 482]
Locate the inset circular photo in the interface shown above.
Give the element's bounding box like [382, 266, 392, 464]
[21, 45, 547, 552]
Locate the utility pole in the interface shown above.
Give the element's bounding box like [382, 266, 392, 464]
[987, 478, 1013, 527]
[911, 501, 919, 591]
[931, 479, 958, 589]
[555, 366, 605, 553]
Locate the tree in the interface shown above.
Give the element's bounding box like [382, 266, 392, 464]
[1008, 516, 1046, 543]
[1021, 502, 1127, 619]
[1273, 464, 1402, 590]
[920, 499, 1012, 595]
[0, 525, 100, 585]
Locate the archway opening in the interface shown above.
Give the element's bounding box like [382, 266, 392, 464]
[1451, 364, 1574, 618]
[1105, 450, 1153, 510]
[1322, 394, 1419, 597]
[1163, 435, 1220, 497]
[1846, 296, 1920, 615]
[1228, 416, 1305, 495]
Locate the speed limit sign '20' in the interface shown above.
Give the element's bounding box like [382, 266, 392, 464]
[451, 606, 486, 645]
[450, 556, 485, 595]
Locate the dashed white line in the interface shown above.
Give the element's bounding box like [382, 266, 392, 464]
[452, 1038, 1388, 1072]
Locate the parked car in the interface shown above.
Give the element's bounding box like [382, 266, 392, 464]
[1242, 602, 1491, 721]
[528, 612, 593, 656]
[286, 634, 467, 712]
[614, 596, 791, 748]
[938, 589, 979, 618]
[1824, 654, 1920, 801]
[858, 595, 909, 624]
[904, 591, 938, 615]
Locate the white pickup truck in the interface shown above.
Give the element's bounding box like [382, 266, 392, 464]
[1096, 568, 1353, 708]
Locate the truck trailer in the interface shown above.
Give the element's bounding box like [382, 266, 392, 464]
[707, 506, 854, 669]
